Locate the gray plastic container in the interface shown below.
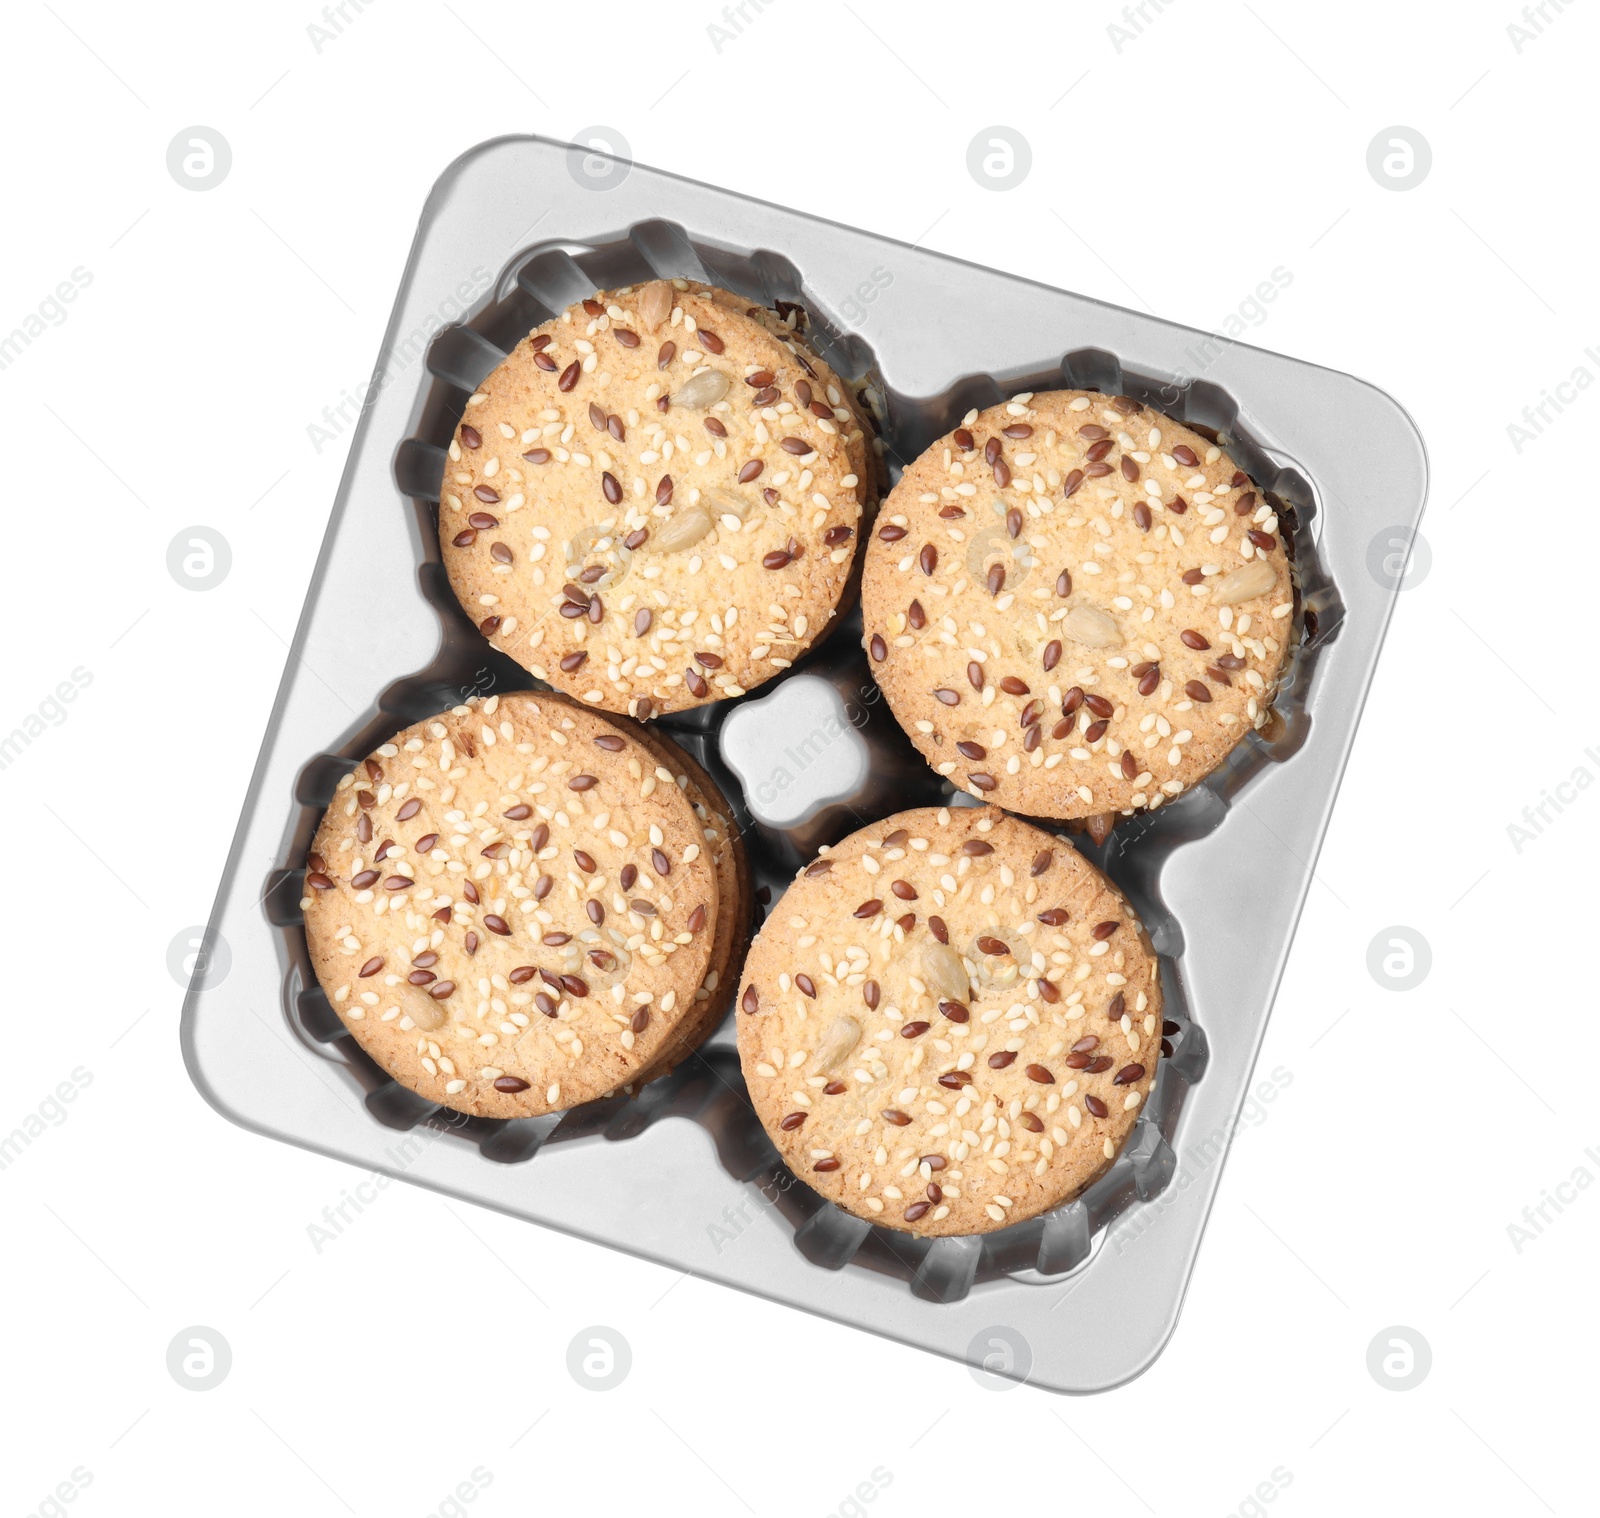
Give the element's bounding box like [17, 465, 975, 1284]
[182, 134, 1427, 1393]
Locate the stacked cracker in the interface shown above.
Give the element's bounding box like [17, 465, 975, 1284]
[301, 691, 749, 1117]
[862, 390, 1291, 822]
[441, 279, 876, 720]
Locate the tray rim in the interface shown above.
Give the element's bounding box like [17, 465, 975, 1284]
[181, 131, 1429, 1394]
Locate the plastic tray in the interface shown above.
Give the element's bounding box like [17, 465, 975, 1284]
[183, 134, 1427, 1393]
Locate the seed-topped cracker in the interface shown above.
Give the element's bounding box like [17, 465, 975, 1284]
[736, 806, 1162, 1236]
[692, 279, 883, 495]
[442, 280, 871, 719]
[627, 724, 753, 1084]
[862, 390, 1293, 820]
[301, 691, 720, 1117]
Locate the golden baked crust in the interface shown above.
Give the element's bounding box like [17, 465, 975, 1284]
[862, 390, 1292, 819]
[302, 691, 720, 1116]
[627, 725, 752, 1084]
[735, 805, 1162, 1236]
[442, 281, 869, 718]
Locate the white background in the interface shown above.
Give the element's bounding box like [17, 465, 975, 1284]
[2, 2, 1593, 1514]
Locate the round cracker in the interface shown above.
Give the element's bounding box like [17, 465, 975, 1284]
[442, 281, 868, 719]
[862, 390, 1293, 820]
[735, 805, 1162, 1237]
[302, 691, 718, 1117]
